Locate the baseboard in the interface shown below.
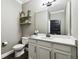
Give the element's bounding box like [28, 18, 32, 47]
[1, 50, 14, 59]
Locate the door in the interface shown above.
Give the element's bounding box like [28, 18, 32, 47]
[29, 43, 37, 59]
[37, 45, 51, 59]
[54, 49, 71, 59]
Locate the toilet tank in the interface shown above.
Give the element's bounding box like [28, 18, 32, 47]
[22, 37, 29, 45]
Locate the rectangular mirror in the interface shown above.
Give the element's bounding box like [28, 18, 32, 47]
[35, 0, 71, 35]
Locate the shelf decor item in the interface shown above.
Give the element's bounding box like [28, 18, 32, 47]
[20, 10, 31, 24]
[27, 10, 31, 17]
[20, 11, 25, 17]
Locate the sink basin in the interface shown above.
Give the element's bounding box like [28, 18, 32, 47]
[31, 33, 53, 40]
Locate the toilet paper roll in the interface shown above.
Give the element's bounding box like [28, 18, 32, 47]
[2, 42, 8, 46]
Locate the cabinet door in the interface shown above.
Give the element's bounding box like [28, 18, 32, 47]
[54, 49, 71, 59]
[29, 43, 37, 59]
[37, 46, 51, 59]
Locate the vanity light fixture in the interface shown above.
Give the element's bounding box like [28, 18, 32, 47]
[43, 0, 56, 7]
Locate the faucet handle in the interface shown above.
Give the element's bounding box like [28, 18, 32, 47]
[46, 33, 50, 37]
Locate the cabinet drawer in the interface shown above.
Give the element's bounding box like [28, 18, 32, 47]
[29, 39, 37, 43]
[53, 44, 71, 52]
[37, 41, 51, 48]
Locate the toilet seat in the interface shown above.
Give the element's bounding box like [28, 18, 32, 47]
[13, 44, 25, 50]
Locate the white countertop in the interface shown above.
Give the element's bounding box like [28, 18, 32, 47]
[30, 34, 77, 47]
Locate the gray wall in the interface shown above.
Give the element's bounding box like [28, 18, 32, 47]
[1, 0, 21, 54]
[22, 0, 43, 36]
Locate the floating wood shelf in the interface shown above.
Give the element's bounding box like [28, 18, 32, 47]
[20, 16, 31, 25]
[20, 21, 31, 25]
[20, 16, 31, 20]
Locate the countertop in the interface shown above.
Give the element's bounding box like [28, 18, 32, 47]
[30, 34, 77, 47]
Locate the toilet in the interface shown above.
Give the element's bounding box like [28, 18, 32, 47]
[13, 37, 29, 57]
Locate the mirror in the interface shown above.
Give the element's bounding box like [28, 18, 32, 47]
[35, 0, 71, 35]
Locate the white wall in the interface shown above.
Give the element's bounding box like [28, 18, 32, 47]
[71, 0, 78, 39]
[65, 0, 71, 36]
[1, 0, 21, 54]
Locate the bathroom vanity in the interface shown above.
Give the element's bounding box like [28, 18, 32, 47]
[28, 34, 77, 59]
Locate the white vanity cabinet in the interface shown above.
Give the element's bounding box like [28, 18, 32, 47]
[37, 45, 51, 59]
[53, 44, 71, 59]
[29, 39, 76, 59]
[29, 43, 37, 59]
[37, 41, 52, 59]
[52, 44, 77, 59]
[53, 50, 71, 59]
[29, 39, 37, 59]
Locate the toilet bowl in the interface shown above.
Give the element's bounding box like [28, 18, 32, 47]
[13, 44, 25, 50]
[13, 44, 25, 57]
[13, 37, 29, 57]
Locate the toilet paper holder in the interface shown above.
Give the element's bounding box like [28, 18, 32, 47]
[2, 42, 8, 47]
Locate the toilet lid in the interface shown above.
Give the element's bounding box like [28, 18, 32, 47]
[13, 44, 25, 49]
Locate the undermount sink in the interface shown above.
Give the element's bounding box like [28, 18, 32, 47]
[40, 36, 52, 39]
[31, 33, 53, 40]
